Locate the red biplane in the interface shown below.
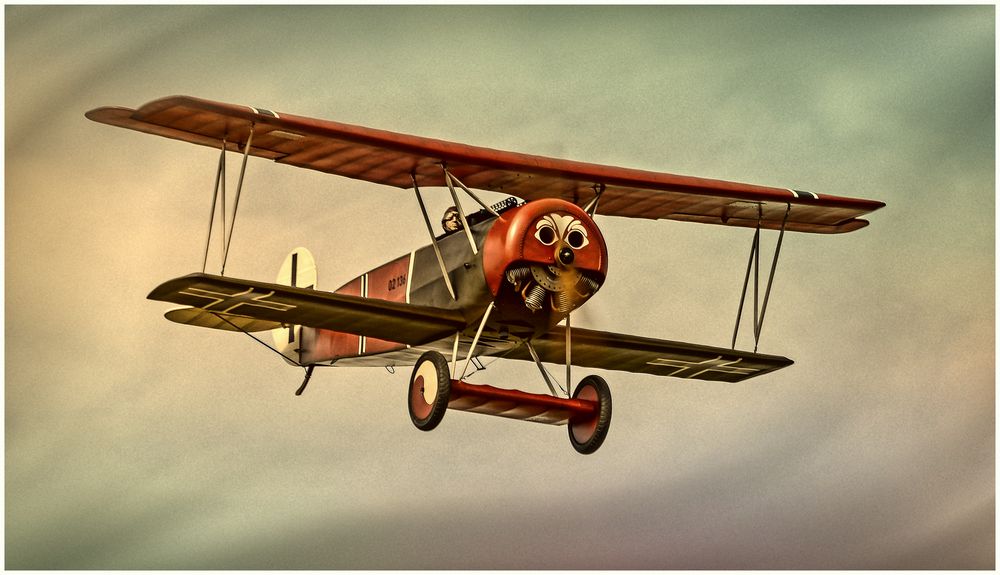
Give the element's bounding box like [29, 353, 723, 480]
[86, 96, 884, 454]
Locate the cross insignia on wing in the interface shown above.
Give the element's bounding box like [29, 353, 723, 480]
[178, 286, 296, 316]
[646, 355, 760, 379]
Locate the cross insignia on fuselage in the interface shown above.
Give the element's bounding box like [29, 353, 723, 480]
[179, 286, 295, 316]
[646, 355, 759, 379]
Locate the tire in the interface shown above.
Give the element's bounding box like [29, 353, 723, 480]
[408, 351, 451, 431]
[568, 375, 612, 454]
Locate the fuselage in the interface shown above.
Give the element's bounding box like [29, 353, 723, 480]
[299, 198, 608, 367]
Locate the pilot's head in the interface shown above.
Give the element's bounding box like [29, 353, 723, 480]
[442, 206, 462, 232]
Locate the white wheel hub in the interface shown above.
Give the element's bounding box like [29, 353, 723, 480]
[414, 360, 439, 404]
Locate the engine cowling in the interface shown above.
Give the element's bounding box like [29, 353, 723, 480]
[482, 198, 608, 335]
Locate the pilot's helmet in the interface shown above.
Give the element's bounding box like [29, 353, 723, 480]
[442, 206, 462, 232]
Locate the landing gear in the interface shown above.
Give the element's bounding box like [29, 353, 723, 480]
[408, 351, 451, 431]
[568, 375, 612, 454]
[407, 351, 613, 454]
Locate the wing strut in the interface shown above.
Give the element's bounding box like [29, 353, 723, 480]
[443, 167, 500, 217]
[459, 302, 495, 380]
[565, 312, 572, 397]
[732, 204, 790, 352]
[411, 173, 457, 300]
[524, 340, 561, 396]
[198, 125, 256, 276]
[442, 166, 478, 255]
[451, 332, 461, 379]
[201, 140, 227, 273]
[441, 166, 503, 255]
[582, 183, 605, 217]
[221, 125, 255, 275]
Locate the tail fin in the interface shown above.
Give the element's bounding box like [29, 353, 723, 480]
[271, 247, 317, 363]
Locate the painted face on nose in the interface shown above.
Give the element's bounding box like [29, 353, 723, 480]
[533, 212, 590, 267]
[482, 199, 608, 324]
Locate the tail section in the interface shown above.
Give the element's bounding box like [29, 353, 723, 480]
[271, 247, 317, 364]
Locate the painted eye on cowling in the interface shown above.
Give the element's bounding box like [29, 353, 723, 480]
[567, 229, 587, 249]
[535, 222, 557, 245]
[535, 214, 590, 249]
[565, 220, 589, 249]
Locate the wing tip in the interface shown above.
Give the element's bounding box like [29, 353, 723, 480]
[84, 105, 135, 124]
[147, 272, 212, 301]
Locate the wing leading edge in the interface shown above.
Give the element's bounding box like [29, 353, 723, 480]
[86, 95, 884, 234]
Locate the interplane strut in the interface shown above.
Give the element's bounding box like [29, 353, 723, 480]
[732, 204, 790, 352]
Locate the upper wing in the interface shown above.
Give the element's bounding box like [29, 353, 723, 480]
[498, 325, 793, 383]
[86, 95, 884, 234]
[148, 273, 469, 346]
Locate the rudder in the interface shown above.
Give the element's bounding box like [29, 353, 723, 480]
[271, 247, 317, 364]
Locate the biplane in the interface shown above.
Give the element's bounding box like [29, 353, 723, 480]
[86, 96, 884, 454]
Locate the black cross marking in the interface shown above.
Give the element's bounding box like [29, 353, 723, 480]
[180, 286, 295, 316]
[646, 356, 759, 379]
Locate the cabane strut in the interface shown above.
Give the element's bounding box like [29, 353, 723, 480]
[411, 173, 458, 300]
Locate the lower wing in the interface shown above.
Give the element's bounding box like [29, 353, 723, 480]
[148, 273, 468, 346]
[499, 325, 793, 383]
[149, 274, 790, 382]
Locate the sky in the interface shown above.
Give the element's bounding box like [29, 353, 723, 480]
[5, 5, 995, 569]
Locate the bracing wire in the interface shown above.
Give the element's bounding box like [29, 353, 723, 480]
[212, 313, 305, 368]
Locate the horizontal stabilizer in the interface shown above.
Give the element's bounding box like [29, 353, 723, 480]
[149, 273, 469, 346]
[501, 326, 793, 383]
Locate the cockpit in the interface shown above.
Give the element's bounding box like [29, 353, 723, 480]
[439, 196, 521, 236]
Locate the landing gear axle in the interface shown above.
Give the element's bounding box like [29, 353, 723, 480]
[406, 351, 612, 453]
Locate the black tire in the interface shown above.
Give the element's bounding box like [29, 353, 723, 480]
[568, 375, 612, 454]
[408, 351, 451, 431]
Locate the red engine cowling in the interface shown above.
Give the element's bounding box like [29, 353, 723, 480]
[482, 198, 608, 334]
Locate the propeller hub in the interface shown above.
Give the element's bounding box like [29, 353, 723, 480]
[557, 246, 575, 267]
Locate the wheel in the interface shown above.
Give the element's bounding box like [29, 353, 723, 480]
[408, 351, 451, 431]
[568, 375, 612, 454]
